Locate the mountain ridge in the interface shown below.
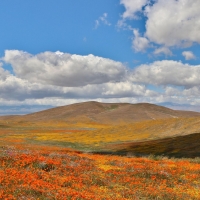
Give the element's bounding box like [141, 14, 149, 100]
[1, 101, 200, 124]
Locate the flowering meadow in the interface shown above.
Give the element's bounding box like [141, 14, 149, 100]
[0, 120, 200, 199]
[0, 143, 200, 199]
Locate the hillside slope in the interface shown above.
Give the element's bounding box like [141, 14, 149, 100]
[106, 132, 200, 158]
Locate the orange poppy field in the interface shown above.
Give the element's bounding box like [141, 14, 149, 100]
[0, 119, 200, 200]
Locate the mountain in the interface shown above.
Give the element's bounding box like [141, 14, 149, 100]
[1, 101, 200, 124]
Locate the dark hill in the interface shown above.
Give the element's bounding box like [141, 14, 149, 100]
[106, 132, 200, 158]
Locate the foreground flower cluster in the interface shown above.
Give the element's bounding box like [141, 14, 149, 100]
[0, 144, 199, 199]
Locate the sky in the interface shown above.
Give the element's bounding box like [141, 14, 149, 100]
[0, 0, 200, 114]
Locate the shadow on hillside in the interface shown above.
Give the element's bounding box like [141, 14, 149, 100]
[91, 132, 200, 159]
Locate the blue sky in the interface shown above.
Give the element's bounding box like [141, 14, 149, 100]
[0, 0, 200, 114]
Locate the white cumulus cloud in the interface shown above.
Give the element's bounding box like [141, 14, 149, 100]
[0, 63, 11, 80]
[130, 60, 200, 88]
[120, 0, 200, 53]
[0, 50, 155, 101]
[182, 51, 196, 60]
[3, 50, 126, 87]
[132, 29, 149, 52]
[153, 47, 173, 56]
[145, 0, 200, 47]
[120, 0, 149, 19]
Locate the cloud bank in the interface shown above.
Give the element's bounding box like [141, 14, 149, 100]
[1, 50, 200, 113]
[1, 50, 150, 102]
